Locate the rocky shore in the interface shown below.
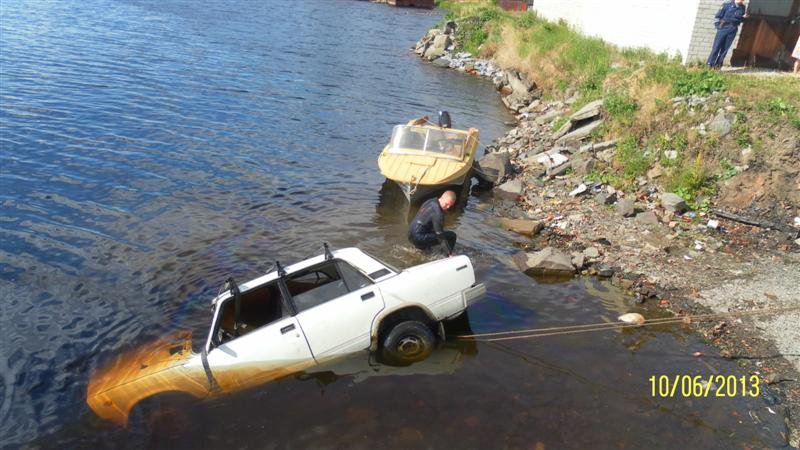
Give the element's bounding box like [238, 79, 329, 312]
[415, 22, 800, 446]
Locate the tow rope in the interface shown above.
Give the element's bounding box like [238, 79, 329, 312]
[457, 306, 800, 342]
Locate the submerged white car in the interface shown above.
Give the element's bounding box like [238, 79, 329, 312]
[87, 246, 486, 424]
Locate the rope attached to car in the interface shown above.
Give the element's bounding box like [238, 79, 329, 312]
[457, 306, 800, 342]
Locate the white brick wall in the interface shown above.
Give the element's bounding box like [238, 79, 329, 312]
[531, 0, 748, 65]
[531, 0, 701, 62]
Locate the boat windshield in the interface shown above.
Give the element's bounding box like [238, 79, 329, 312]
[389, 125, 467, 160]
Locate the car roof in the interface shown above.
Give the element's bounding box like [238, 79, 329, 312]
[210, 247, 370, 306]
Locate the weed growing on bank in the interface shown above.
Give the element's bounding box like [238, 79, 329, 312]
[435, 0, 800, 210]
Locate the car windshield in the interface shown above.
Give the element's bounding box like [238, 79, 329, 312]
[389, 125, 467, 160]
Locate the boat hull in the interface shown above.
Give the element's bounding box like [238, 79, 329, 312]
[395, 171, 469, 203]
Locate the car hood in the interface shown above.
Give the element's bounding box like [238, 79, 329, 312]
[87, 331, 208, 424]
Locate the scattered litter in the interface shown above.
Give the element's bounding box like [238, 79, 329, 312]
[694, 240, 704, 251]
[683, 255, 692, 260]
[767, 407, 776, 415]
[663, 150, 678, 160]
[794, 216, 800, 228]
[706, 219, 719, 230]
[692, 351, 703, 357]
[618, 313, 645, 325]
[569, 183, 587, 197]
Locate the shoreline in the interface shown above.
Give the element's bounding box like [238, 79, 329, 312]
[414, 21, 800, 446]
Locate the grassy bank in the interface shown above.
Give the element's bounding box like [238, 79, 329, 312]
[436, 1, 799, 211]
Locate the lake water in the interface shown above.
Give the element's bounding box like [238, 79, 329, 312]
[0, 0, 788, 448]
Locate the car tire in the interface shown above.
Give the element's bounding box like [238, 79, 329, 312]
[381, 320, 434, 366]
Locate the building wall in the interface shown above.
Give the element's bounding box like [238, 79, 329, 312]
[531, 0, 702, 62]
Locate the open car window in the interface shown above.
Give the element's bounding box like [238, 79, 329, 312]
[286, 261, 349, 313]
[215, 281, 287, 346]
[338, 261, 372, 291]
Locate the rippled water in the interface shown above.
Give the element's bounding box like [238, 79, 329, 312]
[0, 0, 788, 448]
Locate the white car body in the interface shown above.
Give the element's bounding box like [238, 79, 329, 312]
[87, 247, 485, 424]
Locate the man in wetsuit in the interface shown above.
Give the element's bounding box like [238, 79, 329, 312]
[408, 190, 457, 255]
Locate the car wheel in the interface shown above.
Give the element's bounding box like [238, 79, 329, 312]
[381, 320, 434, 366]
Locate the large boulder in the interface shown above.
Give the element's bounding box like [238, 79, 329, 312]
[501, 71, 538, 112]
[556, 120, 604, 144]
[476, 151, 511, 183]
[498, 218, 544, 236]
[424, 34, 451, 61]
[513, 247, 576, 276]
[494, 179, 524, 200]
[570, 99, 604, 122]
[660, 192, 687, 213]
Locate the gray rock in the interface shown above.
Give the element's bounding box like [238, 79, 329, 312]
[514, 247, 575, 276]
[431, 57, 450, 68]
[596, 264, 614, 277]
[571, 253, 586, 270]
[595, 192, 617, 205]
[708, 110, 734, 137]
[498, 218, 544, 236]
[443, 21, 457, 34]
[596, 148, 616, 162]
[660, 192, 687, 213]
[583, 246, 600, 259]
[476, 151, 511, 183]
[535, 110, 562, 125]
[557, 120, 604, 144]
[547, 161, 571, 177]
[571, 156, 595, 176]
[618, 198, 636, 217]
[636, 211, 659, 226]
[552, 120, 572, 140]
[495, 179, 523, 200]
[570, 99, 604, 122]
[424, 34, 451, 61]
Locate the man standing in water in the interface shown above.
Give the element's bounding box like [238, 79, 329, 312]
[707, 0, 748, 69]
[408, 190, 457, 256]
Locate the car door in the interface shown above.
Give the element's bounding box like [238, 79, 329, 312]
[204, 308, 314, 393]
[290, 260, 385, 360]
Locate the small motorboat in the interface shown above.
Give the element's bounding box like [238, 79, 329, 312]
[378, 112, 479, 202]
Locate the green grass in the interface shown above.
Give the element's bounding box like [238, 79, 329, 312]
[435, 1, 800, 204]
[616, 136, 651, 181]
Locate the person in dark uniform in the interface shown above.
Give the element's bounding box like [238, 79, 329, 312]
[408, 190, 457, 255]
[707, 0, 748, 69]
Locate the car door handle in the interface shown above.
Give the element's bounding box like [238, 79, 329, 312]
[361, 292, 375, 301]
[280, 324, 295, 334]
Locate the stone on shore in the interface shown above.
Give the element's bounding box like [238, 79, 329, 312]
[570, 99, 604, 122]
[514, 247, 575, 276]
[636, 211, 660, 226]
[495, 179, 523, 200]
[583, 246, 600, 259]
[476, 151, 511, 183]
[556, 120, 604, 143]
[618, 197, 636, 217]
[595, 191, 617, 205]
[660, 192, 687, 213]
[498, 218, 544, 236]
[424, 34, 451, 61]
